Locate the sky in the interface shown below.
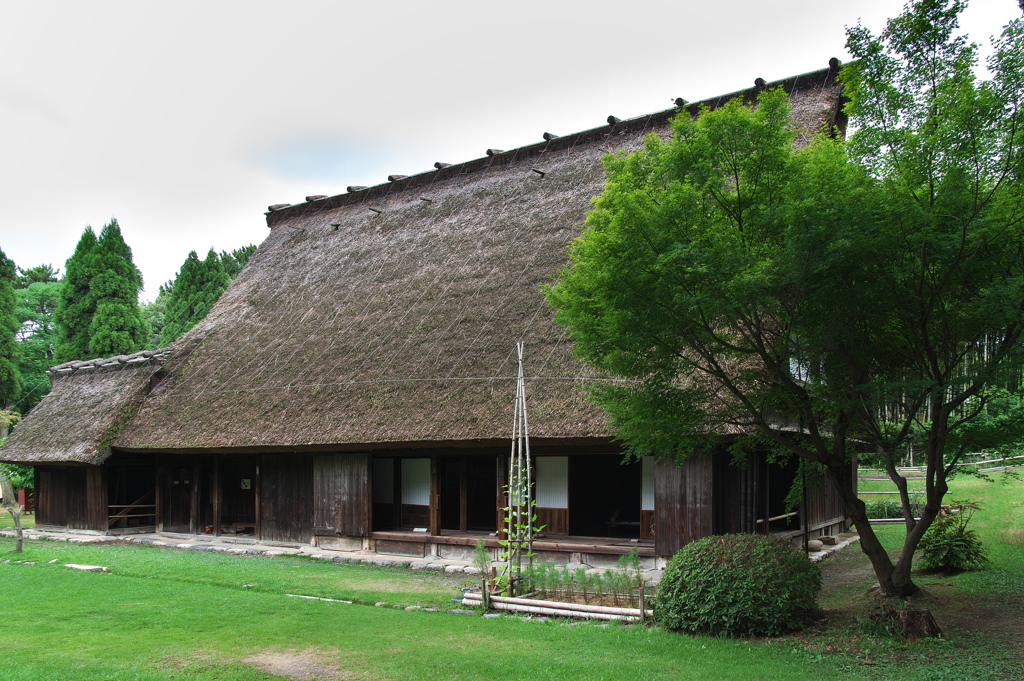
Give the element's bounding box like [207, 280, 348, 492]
[1, 0, 1021, 299]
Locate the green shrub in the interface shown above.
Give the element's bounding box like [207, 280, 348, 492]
[918, 501, 989, 573]
[653, 534, 821, 637]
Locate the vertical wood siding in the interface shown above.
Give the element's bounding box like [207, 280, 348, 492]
[313, 454, 370, 536]
[259, 453, 313, 543]
[654, 455, 713, 556]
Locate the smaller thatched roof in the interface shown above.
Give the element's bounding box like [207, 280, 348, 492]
[0, 349, 171, 464]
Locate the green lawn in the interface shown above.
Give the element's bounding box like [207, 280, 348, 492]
[0, 509, 35, 529]
[1, 473, 1021, 680]
[0, 542, 867, 681]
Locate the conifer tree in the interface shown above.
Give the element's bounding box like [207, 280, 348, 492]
[54, 226, 99, 363]
[0, 248, 22, 411]
[160, 249, 230, 346]
[87, 219, 149, 358]
[219, 244, 257, 279]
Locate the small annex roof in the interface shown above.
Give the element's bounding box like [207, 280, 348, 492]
[1, 63, 844, 463]
[0, 350, 172, 464]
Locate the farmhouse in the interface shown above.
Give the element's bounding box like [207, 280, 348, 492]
[0, 63, 851, 565]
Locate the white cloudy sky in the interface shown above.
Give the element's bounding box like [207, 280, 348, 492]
[1, 0, 1020, 298]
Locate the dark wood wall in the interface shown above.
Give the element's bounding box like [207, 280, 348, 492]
[313, 454, 370, 536]
[35, 466, 105, 531]
[654, 455, 714, 556]
[259, 453, 313, 543]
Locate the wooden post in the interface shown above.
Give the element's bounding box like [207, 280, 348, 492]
[212, 455, 222, 536]
[155, 458, 164, 532]
[189, 456, 200, 535]
[459, 456, 468, 532]
[254, 459, 262, 540]
[392, 458, 401, 530]
[429, 455, 440, 536]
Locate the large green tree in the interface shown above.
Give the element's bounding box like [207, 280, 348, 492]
[87, 219, 149, 357]
[547, 0, 1024, 599]
[53, 226, 99, 363]
[0, 248, 21, 412]
[53, 220, 148, 362]
[13, 277, 61, 414]
[160, 249, 230, 346]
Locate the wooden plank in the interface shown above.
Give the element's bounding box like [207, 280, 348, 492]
[536, 507, 568, 535]
[640, 509, 655, 538]
[259, 453, 313, 543]
[654, 454, 714, 556]
[313, 454, 370, 536]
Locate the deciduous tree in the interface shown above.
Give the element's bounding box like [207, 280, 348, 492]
[547, 0, 1024, 599]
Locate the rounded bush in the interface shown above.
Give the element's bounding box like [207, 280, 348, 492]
[653, 533, 821, 637]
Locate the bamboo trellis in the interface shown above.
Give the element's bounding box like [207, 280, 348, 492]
[500, 341, 535, 597]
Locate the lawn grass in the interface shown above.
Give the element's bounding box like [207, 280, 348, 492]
[0, 542, 870, 681]
[1, 473, 1020, 680]
[808, 472, 1024, 680]
[0, 509, 36, 529]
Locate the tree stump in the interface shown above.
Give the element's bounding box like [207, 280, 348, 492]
[890, 605, 942, 639]
[871, 595, 942, 639]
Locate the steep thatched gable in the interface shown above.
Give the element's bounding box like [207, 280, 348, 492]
[1, 65, 843, 461]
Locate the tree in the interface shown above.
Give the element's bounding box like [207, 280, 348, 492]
[53, 226, 99, 363]
[160, 249, 230, 346]
[547, 0, 1024, 600]
[87, 219, 149, 357]
[140, 280, 173, 350]
[219, 244, 257, 280]
[15, 264, 59, 288]
[14, 278, 61, 414]
[0, 248, 21, 412]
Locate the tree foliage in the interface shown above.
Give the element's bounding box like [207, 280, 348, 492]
[53, 226, 99, 363]
[87, 219, 148, 357]
[53, 220, 148, 362]
[0, 248, 21, 410]
[547, 0, 1024, 598]
[13, 279, 61, 414]
[160, 249, 231, 346]
[219, 244, 257, 280]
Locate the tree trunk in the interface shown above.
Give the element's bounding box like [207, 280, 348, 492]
[8, 508, 22, 553]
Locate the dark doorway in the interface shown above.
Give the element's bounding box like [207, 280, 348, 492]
[220, 456, 257, 535]
[107, 459, 156, 530]
[466, 457, 497, 531]
[568, 455, 642, 538]
[160, 459, 193, 533]
[437, 456, 497, 532]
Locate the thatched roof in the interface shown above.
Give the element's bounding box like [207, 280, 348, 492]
[1, 65, 842, 462]
[0, 350, 171, 464]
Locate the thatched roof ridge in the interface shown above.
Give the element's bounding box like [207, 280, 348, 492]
[266, 63, 843, 227]
[3, 63, 843, 460]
